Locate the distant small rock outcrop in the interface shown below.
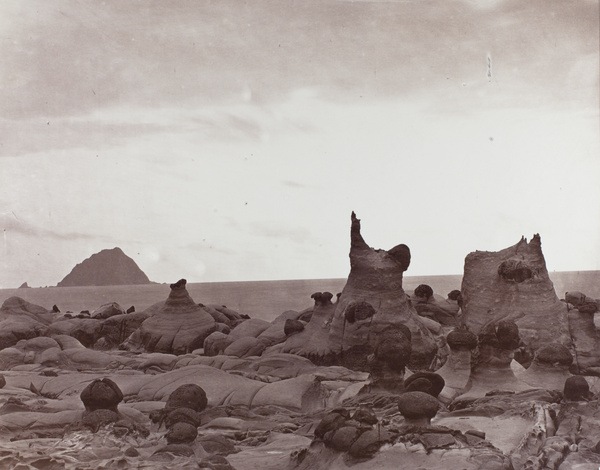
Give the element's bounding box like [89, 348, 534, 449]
[18, 282, 30, 289]
[57, 247, 151, 287]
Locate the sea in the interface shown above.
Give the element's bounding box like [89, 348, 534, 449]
[0, 271, 598, 323]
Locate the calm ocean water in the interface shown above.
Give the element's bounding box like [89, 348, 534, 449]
[0, 271, 598, 322]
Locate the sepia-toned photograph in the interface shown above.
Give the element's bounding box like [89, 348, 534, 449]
[0, 1, 598, 468]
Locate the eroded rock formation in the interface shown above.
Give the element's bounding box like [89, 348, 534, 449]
[0, 297, 54, 350]
[122, 279, 217, 355]
[282, 212, 437, 371]
[461, 235, 571, 354]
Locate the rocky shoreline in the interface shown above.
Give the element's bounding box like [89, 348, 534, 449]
[2, 213, 600, 469]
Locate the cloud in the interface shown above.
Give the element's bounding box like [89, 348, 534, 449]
[248, 220, 316, 246]
[0, 212, 115, 243]
[2, 0, 595, 124]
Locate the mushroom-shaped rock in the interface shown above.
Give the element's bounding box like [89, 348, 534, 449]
[404, 372, 445, 398]
[311, 292, 334, 307]
[564, 376, 590, 401]
[397, 391, 440, 425]
[166, 421, 198, 444]
[165, 384, 208, 412]
[0, 374, 5, 389]
[456, 320, 531, 400]
[80, 378, 123, 413]
[122, 279, 217, 354]
[414, 284, 434, 300]
[519, 342, 574, 390]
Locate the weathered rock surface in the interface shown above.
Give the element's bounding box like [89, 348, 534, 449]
[80, 378, 124, 412]
[91, 302, 126, 320]
[0, 297, 54, 350]
[122, 279, 217, 355]
[461, 235, 571, 354]
[57, 247, 151, 287]
[281, 212, 437, 371]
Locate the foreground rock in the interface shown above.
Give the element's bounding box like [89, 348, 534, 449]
[0, 297, 54, 350]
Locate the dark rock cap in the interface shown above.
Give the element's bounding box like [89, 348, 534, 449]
[397, 391, 440, 420]
[564, 376, 590, 401]
[344, 301, 376, 324]
[447, 290, 461, 301]
[284, 318, 304, 336]
[80, 378, 123, 413]
[311, 291, 334, 307]
[498, 258, 536, 283]
[404, 372, 445, 398]
[414, 284, 434, 299]
[166, 384, 208, 412]
[170, 279, 187, 289]
[388, 243, 411, 271]
[447, 328, 478, 351]
[534, 343, 573, 367]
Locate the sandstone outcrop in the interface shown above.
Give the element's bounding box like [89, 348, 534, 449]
[409, 285, 461, 326]
[460, 235, 571, 354]
[281, 212, 437, 371]
[91, 302, 126, 320]
[57, 247, 151, 287]
[0, 297, 54, 350]
[122, 279, 217, 355]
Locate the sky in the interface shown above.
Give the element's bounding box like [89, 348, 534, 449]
[0, 0, 598, 288]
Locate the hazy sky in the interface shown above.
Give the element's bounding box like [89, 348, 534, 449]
[1, 0, 598, 288]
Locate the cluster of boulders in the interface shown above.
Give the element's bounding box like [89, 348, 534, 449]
[3, 212, 600, 469]
[80, 378, 125, 431]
